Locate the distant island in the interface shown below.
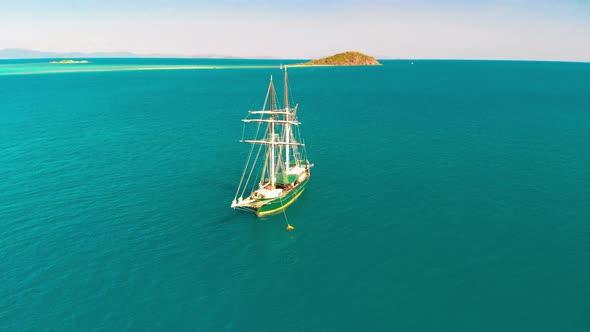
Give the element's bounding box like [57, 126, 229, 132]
[49, 59, 90, 64]
[296, 51, 381, 66]
[0, 48, 271, 59]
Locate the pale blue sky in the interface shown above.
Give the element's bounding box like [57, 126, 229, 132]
[2, 0, 589, 60]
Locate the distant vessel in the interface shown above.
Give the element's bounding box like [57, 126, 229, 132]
[231, 68, 312, 216]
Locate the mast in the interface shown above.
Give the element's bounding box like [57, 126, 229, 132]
[284, 67, 290, 172]
[269, 76, 276, 188]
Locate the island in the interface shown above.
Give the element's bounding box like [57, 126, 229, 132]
[49, 59, 90, 64]
[295, 51, 381, 66]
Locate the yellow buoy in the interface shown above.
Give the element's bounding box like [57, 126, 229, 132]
[286, 224, 294, 231]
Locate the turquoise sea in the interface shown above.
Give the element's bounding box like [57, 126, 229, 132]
[1, 58, 590, 331]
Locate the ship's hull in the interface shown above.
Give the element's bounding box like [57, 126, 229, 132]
[239, 177, 309, 216]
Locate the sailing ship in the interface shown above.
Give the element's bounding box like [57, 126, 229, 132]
[231, 68, 312, 216]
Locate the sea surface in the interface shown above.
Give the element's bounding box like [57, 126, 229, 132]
[1, 58, 590, 331]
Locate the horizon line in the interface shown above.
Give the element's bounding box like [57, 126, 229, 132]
[1, 56, 589, 64]
[1, 48, 589, 64]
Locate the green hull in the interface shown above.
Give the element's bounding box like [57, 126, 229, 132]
[244, 177, 309, 216]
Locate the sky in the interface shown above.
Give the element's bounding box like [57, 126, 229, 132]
[1, 0, 590, 61]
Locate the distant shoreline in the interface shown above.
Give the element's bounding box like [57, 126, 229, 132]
[49, 59, 90, 64]
[1, 57, 589, 65]
[0, 63, 381, 76]
[0, 64, 282, 76]
[3, 59, 590, 76]
[287, 64, 378, 68]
